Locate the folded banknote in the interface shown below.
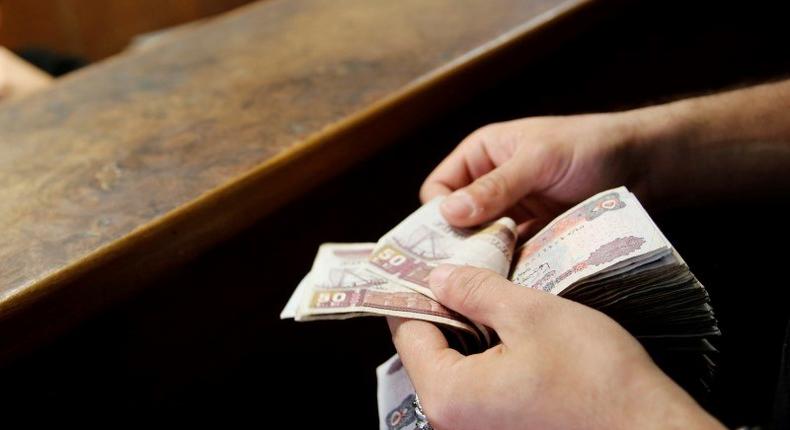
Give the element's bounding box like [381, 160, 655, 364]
[281, 186, 719, 428]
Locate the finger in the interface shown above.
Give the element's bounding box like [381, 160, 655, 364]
[516, 217, 548, 238]
[440, 155, 544, 227]
[386, 317, 462, 390]
[419, 127, 501, 203]
[501, 200, 535, 227]
[428, 265, 551, 342]
[420, 180, 453, 202]
[420, 145, 473, 203]
[509, 196, 566, 237]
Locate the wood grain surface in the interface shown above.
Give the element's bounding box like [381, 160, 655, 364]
[0, 0, 605, 357]
[0, 0, 256, 60]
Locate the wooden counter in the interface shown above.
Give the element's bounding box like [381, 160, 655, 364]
[0, 0, 605, 358]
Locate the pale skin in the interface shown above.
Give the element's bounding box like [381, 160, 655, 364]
[389, 79, 790, 429]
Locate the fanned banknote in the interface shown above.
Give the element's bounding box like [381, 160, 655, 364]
[282, 243, 485, 342]
[367, 199, 517, 299]
[281, 186, 720, 425]
[283, 200, 518, 344]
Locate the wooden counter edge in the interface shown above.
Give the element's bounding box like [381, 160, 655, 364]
[0, 0, 608, 361]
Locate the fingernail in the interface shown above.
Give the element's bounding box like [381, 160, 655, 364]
[429, 264, 456, 289]
[441, 190, 475, 219]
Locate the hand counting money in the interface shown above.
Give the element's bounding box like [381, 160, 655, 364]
[281, 187, 719, 429]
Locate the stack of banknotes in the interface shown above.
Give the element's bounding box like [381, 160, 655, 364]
[281, 187, 719, 429]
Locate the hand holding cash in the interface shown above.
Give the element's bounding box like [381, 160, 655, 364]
[388, 265, 724, 430]
[282, 187, 721, 429]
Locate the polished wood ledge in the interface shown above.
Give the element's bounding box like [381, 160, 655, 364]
[0, 0, 609, 359]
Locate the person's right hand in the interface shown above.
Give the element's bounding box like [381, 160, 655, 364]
[388, 265, 725, 430]
[422, 112, 646, 232]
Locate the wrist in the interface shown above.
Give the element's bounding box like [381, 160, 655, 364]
[596, 107, 692, 206]
[611, 100, 712, 206]
[612, 81, 790, 206]
[619, 365, 724, 430]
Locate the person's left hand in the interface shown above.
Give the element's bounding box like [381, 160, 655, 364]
[0, 46, 52, 101]
[387, 265, 724, 430]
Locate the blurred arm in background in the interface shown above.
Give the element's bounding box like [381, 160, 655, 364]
[0, 6, 52, 101]
[0, 46, 52, 100]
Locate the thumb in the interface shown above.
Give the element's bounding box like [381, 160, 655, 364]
[439, 158, 535, 227]
[428, 265, 546, 340]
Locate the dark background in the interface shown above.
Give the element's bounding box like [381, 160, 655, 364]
[2, 1, 790, 427]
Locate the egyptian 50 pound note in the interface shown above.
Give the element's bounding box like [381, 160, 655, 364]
[282, 243, 485, 341]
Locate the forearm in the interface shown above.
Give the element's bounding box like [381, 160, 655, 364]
[624, 79, 790, 205]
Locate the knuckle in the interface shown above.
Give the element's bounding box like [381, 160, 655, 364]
[418, 182, 432, 202]
[469, 124, 495, 141]
[472, 170, 509, 199]
[517, 291, 555, 325]
[463, 123, 500, 149]
[389, 326, 401, 346]
[450, 268, 497, 313]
